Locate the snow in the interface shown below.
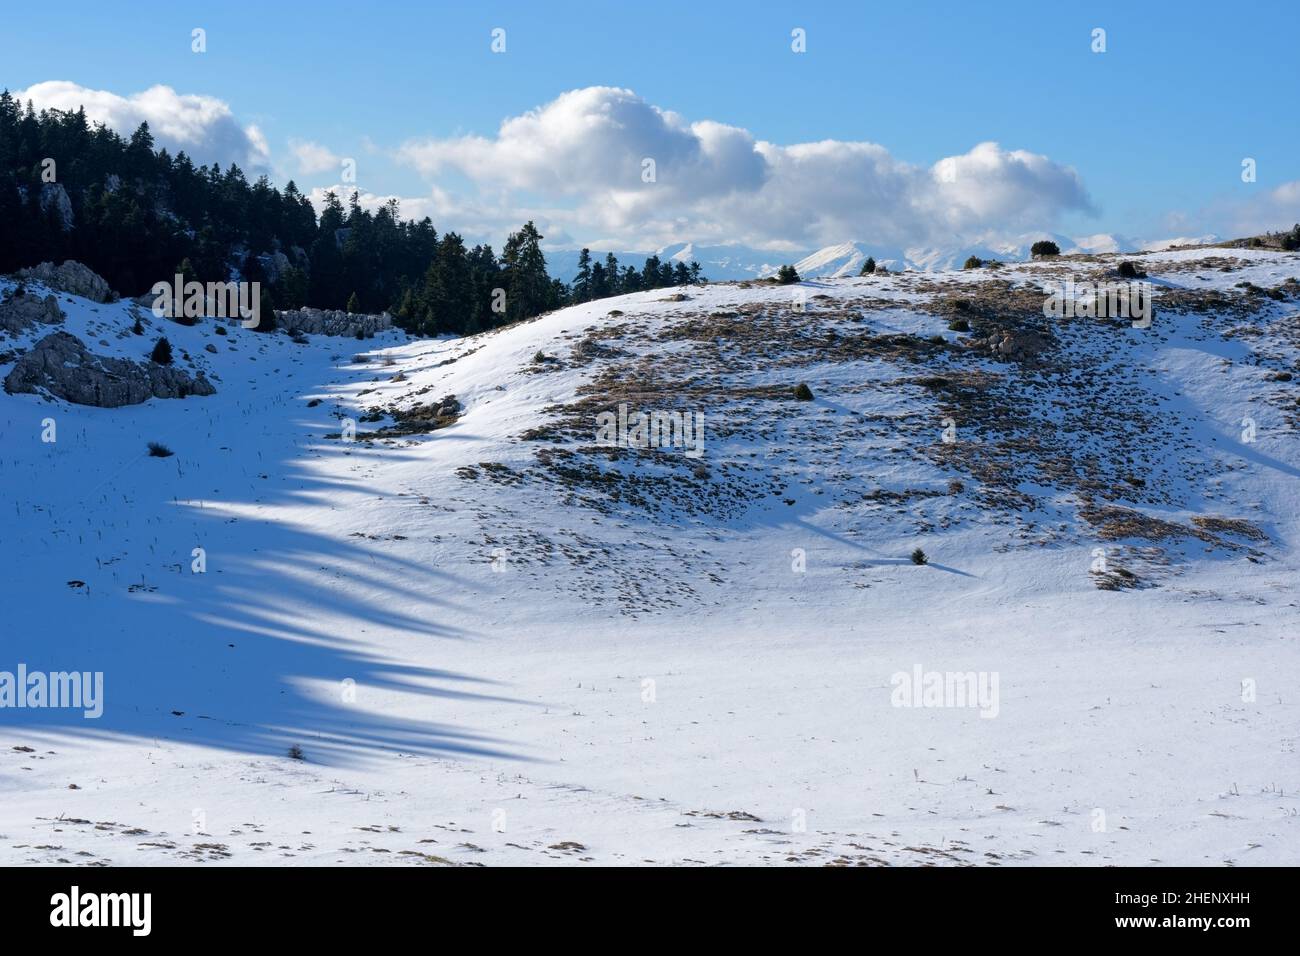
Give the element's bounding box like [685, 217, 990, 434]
[1, 247, 1297, 866]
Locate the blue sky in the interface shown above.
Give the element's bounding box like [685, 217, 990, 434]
[3, 0, 1297, 251]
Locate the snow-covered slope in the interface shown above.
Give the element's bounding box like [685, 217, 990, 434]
[1, 246, 1297, 866]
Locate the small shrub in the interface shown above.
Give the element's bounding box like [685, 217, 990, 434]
[147, 441, 173, 458]
[607, 309, 624, 316]
[1030, 240, 1060, 258]
[963, 256, 983, 270]
[131, 316, 144, 335]
[214, 325, 227, 336]
[533, 350, 547, 364]
[287, 744, 305, 761]
[793, 382, 814, 401]
[1116, 260, 1145, 279]
[860, 256, 876, 276]
[910, 547, 928, 565]
[947, 479, 965, 494]
[947, 318, 970, 332]
[150, 336, 173, 365]
[776, 265, 801, 285]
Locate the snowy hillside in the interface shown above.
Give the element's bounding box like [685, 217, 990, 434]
[1, 245, 1298, 866]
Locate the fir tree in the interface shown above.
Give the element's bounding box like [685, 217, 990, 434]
[150, 336, 173, 364]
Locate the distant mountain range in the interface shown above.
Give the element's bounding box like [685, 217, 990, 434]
[545, 233, 1220, 283]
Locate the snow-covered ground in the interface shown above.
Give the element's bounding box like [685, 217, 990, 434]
[1, 247, 1297, 866]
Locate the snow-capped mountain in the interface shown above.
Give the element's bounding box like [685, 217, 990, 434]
[545, 241, 791, 283]
[547, 233, 1221, 285]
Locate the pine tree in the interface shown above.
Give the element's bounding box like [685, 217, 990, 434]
[860, 256, 876, 275]
[641, 255, 661, 290]
[150, 336, 172, 364]
[573, 248, 593, 303]
[603, 253, 621, 296]
[589, 261, 608, 300]
[501, 221, 551, 322]
[255, 284, 278, 332]
[345, 291, 360, 314]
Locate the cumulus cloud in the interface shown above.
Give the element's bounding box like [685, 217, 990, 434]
[395, 86, 1094, 249]
[1205, 180, 1300, 237]
[15, 81, 270, 171]
[290, 140, 342, 176]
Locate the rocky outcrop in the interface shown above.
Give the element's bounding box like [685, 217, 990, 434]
[968, 327, 1051, 362]
[4, 331, 216, 407]
[257, 250, 292, 284]
[39, 183, 75, 231]
[18, 260, 117, 303]
[275, 306, 393, 337]
[0, 289, 64, 334]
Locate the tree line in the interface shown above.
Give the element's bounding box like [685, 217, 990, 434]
[0, 92, 704, 336]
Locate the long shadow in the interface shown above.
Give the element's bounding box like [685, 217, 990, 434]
[2, 337, 537, 767]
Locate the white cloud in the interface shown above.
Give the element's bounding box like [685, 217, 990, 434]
[15, 81, 270, 171]
[290, 139, 342, 176]
[1210, 180, 1300, 237]
[395, 86, 1095, 250]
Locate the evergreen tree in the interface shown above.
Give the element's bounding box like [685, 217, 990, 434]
[573, 248, 593, 303]
[589, 261, 608, 300]
[501, 221, 551, 322]
[0, 92, 569, 337]
[150, 336, 172, 364]
[603, 253, 621, 296]
[255, 284, 278, 332]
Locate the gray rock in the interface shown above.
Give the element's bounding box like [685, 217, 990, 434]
[18, 260, 117, 303]
[39, 183, 75, 231]
[4, 331, 216, 407]
[969, 327, 1050, 362]
[0, 290, 64, 334]
[257, 251, 291, 284]
[275, 306, 393, 337]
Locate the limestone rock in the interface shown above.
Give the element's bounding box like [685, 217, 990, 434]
[0, 289, 64, 334]
[39, 183, 75, 231]
[275, 306, 393, 338]
[4, 331, 216, 407]
[18, 260, 117, 303]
